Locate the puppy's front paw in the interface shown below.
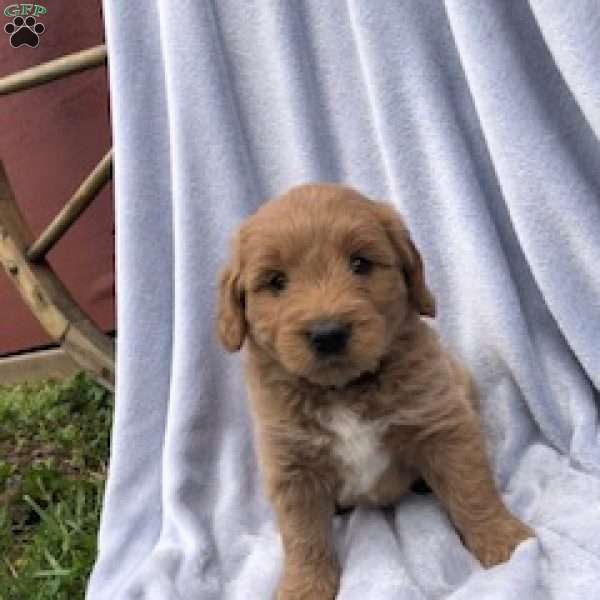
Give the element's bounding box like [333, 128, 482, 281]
[276, 562, 339, 600]
[466, 515, 534, 568]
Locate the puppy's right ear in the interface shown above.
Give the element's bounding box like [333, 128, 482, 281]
[216, 234, 246, 352]
[372, 201, 436, 318]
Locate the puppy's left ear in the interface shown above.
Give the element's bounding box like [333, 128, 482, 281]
[373, 202, 436, 318]
[216, 233, 247, 351]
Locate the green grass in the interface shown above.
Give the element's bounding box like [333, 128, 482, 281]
[0, 373, 112, 600]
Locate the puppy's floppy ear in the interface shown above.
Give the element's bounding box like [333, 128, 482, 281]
[216, 233, 247, 351]
[373, 202, 436, 318]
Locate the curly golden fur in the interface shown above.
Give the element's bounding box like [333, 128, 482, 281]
[217, 184, 533, 600]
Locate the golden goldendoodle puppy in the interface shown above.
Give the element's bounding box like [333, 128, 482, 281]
[217, 183, 533, 600]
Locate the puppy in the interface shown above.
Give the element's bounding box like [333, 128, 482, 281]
[217, 184, 533, 600]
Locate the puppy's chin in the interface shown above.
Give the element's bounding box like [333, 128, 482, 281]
[304, 366, 375, 388]
[283, 353, 383, 388]
[302, 362, 365, 388]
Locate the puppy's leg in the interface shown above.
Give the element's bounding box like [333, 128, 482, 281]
[270, 476, 339, 600]
[418, 418, 533, 567]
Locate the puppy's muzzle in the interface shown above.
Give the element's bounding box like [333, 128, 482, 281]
[307, 320, 351, 356]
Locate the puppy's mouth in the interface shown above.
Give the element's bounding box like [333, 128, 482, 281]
[300, 353, 382, 388]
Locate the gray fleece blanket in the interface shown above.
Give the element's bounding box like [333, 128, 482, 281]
[88, 1, 600, 598]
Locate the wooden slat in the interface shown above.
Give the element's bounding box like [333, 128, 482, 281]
[27, 149, 113, 262]
[0, 44, 107, 95]
[0, 347, 80, 385]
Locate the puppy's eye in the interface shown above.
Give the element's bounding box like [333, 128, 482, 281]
[350, 255, 373, 275]
[267, 271, 287, 293]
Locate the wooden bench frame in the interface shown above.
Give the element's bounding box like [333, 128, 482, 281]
[0, 45, 115, 390]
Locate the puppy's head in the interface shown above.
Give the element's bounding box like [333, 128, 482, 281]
[217, 184, 435, 387]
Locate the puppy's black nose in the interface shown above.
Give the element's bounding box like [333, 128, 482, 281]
[308, 320, 350, 356]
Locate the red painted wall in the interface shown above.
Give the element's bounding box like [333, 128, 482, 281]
[0, 1, 114, 355]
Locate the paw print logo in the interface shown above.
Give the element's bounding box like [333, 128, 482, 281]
[4, 16, 45, 48]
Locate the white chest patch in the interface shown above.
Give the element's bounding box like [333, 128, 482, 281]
[322, 406, 391, 501]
